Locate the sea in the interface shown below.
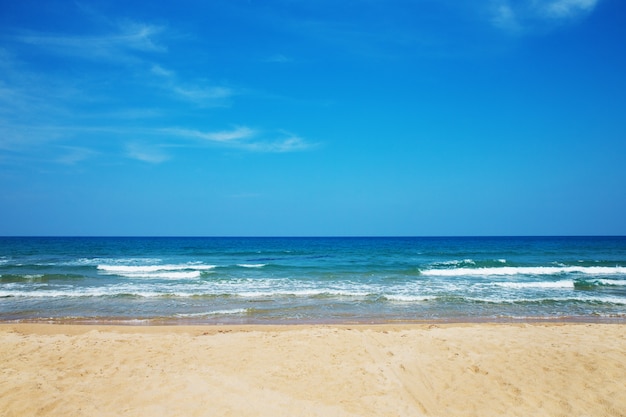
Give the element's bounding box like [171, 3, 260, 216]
[1, 236, 625, 324]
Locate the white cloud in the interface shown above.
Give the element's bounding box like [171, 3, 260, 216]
[116, 21, 166, 52]
[172, 85, 234, 104]
[162, 127, 315, 153]
[149, 64, 234, 106]
[2, 11, 312, 166]
[491, 2, 521, 32]
[125, 143, 169, 163]
[202, 127, 256, 142]
[16, 22, 166, 62]
[166, 126, 256, 142]
[150, 64, 173, 78]
[490, 0, 600, 32]
[541, 0, 598, 18]
[242, 134, 313, 153]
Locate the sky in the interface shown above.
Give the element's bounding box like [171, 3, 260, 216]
[1, 0, 625, 236]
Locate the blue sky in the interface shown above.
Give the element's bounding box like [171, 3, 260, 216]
[1, 0, 625, 236]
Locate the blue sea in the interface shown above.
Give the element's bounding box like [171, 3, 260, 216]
[1, 236, 625, 324]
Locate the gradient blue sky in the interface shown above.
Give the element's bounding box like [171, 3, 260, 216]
[1, 0, 625, 236]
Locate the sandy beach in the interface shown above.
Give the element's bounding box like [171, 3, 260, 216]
[1, 323, 625, 417]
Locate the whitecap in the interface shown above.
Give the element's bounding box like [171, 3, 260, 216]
[494, 280, 575, 289]
[421, 266, 626, 277]
[176, 309, 248, 317]
[98, 264, 215, 273]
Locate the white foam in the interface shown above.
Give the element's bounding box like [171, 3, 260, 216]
[421, 266, 626, 277]
[0, 289, 111, 298]
[237, 264, 266, 268]
[384, 294, 437, 302]
[77, 258, 164, 266]
[592, 279, 626, 286]
[468, 294, 626, 305]
[22, 274, 45, 279]
[494, 280, 575, 289]
[234, 288, 372, 298]
[434, 259, 476, 267]
[120, 271, 202, 279]
[176, 309, 248, 317]
[98, 264, 215, 273]
[97, 263, 215, 279]
[237, 291, 276, 298]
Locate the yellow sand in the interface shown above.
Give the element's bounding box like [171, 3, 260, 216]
[1, 323, 625, 417]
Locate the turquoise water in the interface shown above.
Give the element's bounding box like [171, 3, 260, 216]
[1, 236, 625, 323]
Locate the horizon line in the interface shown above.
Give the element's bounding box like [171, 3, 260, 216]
[2, 235, 625, 239]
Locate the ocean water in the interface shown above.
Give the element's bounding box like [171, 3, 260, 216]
[1, 236, 625, 324]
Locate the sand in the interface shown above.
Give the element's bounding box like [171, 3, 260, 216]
[1, 323, 625, 417]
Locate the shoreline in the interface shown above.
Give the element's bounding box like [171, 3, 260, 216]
[5, 319, 624, 331]
[2, 322, 625, 416]
[2, 313, 626, 327]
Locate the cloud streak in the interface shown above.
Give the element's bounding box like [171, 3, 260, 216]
[542, 0, 598, 18]
[125, 142, 169, 164]
[150, 64, 234, 107]
[163, 126, 315, 153]
[1, 6, 315, 170]
[490, 0, 600, 32]
[16, 21, 166, 63]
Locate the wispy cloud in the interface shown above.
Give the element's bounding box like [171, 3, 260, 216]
[491, 2, 521, 32]
[202, 127, 256, 142]
[163, 126, 315, 153]
[172, 85, 234, 104]
[242, 133, 313, 153]
[490, 0, 600, 33]
[12, 25, 231, 110]
[150, 64, 234, 106]
[1, 7, 312, 169]
[150, 64, 173, 78]
[125, 142, 169, 164]
[168, 126, 256, 142]
[16, 21, 166, 63]
[541, 0, 598, 18]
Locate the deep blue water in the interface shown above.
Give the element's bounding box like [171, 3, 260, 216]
[1, 236, 625, 323]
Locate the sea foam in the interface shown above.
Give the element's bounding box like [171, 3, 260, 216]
[97, 263, 215, 279]
[494, 280, 575, 289]
[421, 266, 626, 277]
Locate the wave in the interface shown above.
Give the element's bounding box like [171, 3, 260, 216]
[579, 279, 626, 287]
[175, 309, 248, 317]
[494, 280, 575, 289]
[421, 266, 626, 277]
[3, 286, 626, 306]
[97, 263, 215, 279]
[119, 271, 203, 279]
[32, 257, 166, 267]
[382, 294, 438, 302]
[98, 264, 216, 273]
[463, 295, 626, 306]
[237, 264, 266, 268]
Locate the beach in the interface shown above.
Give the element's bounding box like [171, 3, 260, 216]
[1, 323, 625, 417]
